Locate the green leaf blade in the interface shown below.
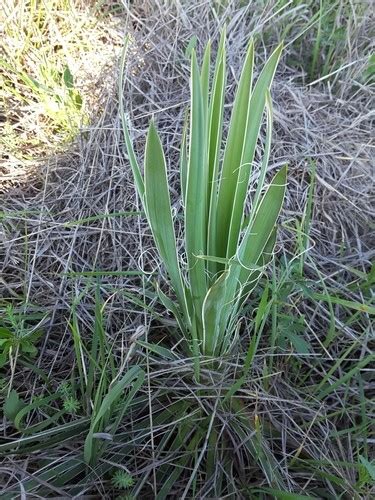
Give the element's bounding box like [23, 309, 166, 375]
[207, 29, 227, 278]
[185, 49, 209, 325]
[144, 121, 188, 319]
[215, 39, 254, 261]
[226, 43, 283, 259]
[238, 165, 287, 287]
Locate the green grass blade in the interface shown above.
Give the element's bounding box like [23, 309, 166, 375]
[70, 309, 86, 397]
[250, 489, 317, 499]
[136, 340, 178, 360]
[317, 353, 375, 400]
[309, 0, 323, 81]
[84, 365, 144, 464]
[300, 160, 316, 273]
[224, 284, 270, 400]
[0, 419, 89, 454]
[86, 289, 104, 407]
[230, 399, 286, 489]
[312, 293, 375, 315]
[64, 210, 142, 227]
[119, 36, 145, 198]
[155, 283, 187, 335]
[156, 426, 201, 500]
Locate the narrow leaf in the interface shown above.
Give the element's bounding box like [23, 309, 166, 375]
[144, 121, 188, 320]
[185, 49, 208, 325]
[119, 36, 145, 198]
[207, 29, 227, 277]
[180, 112, 189, 205]
[238, 166, 287, 287]
[226, 43, 283, 258]
[200, 40, 211, 122]
[215, 39, 254, 260]
[84, 366, 144, 464]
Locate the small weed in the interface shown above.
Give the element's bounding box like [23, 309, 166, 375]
[58, 381, 74, 399]
[62, 396, 81, 414]
[0, 304, 44, 367]
[111, 469, 134, 490]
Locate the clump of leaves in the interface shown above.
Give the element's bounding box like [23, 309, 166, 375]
[0, 304, 43, 367]
[119, 33, 289, 494]
[62, 396, 81, 414]
[58, 381, 74, 399]
[58, 383, 81, 414]
[121, 31, 286, 370]
[111, 469, 134, 490]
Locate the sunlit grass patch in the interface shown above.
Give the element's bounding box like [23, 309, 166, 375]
[0, 0, 124, 189]
[258, 0, 371, 86]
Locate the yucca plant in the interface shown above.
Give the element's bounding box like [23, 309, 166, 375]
[120, 31, 286, 368]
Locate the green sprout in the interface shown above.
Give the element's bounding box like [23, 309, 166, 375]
[62, 396, 80, 414]
[111, 470, 135, 490]
[58, 381, 73, 399]
[0, 304, 43, 367]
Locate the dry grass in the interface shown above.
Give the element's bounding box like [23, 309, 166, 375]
[0, 0, 374, 497]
